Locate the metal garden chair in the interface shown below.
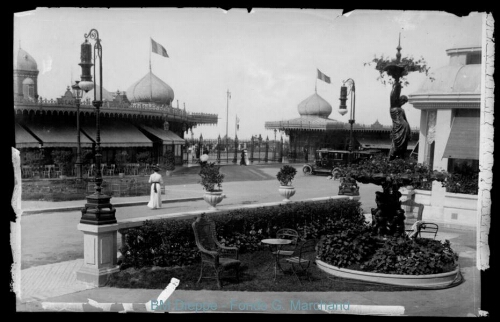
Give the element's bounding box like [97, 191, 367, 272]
[282, 239, 317, 285]
[191, 214, 241, 289]
[273, 228, 299, 259]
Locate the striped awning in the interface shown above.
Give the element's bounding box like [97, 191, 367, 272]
[443, 110, 480, 160]
[82, 121, 153, 148]
[15, 123, 41, 148]
[138, 125, 186, 144]
[21, 123, 94, 148]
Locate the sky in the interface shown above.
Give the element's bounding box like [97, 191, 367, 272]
[14, 8, 484, 140]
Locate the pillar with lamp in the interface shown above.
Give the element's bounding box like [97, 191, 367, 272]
[76, 29, 119, 286]
[337, 78, 359, 196]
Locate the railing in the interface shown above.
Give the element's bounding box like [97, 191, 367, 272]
[14, 97, 218, 122]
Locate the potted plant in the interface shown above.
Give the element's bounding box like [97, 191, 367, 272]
[199, 162, 225, 210]
[276, 164, 297, 202]
[163, 150, 176, 177]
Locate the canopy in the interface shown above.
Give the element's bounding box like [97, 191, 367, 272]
[82, 121, 153, 148]
[443, 110, 480, 160]
[138, 125, 186, 144]
[21, 123, 94, 148]
[15, 123, 41, 148]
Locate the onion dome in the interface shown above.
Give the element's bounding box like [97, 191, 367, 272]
[297, 92, 332, 118]
[126, 71, 174, 105]
[16, 48, 38, 71]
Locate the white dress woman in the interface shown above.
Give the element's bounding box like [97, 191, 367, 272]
[147, 167, 164, 209]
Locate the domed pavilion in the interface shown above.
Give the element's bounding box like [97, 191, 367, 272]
[265, 90, 418, 161]
[14, 47, 218, 173]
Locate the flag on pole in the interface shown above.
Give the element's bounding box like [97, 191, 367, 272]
[317, 69, 331, 84]
[151, 38, 169, 58]
[236, 115, 240, 130]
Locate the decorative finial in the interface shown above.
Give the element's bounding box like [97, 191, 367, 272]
[396, 33, 402, 63]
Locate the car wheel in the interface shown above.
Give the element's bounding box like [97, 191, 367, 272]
[303, 166, 312, 175]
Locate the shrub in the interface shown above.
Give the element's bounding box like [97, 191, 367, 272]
[136, 151, 152, 165]
[51, 150, 74, 176]
[199, 162, 224, 191]
[360, 236, 458, 275]
[276, 165, 297, 186]
[163, 151, 176, 171]
[316, 221, 378, 268]
[120, 199, 363, 269]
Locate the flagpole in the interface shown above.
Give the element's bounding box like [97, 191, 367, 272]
[315, 70, 317, 93]
[149, 38, 153, 102]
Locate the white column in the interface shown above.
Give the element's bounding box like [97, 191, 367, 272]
[76, 223, 120, 286]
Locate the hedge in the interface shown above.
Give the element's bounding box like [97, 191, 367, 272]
[120, 199, 363, 269]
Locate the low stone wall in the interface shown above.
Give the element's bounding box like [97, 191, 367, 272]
[412, 183, 477, 230]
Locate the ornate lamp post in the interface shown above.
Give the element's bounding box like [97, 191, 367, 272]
[338, 78, 359, 196]
[76, 28, 119, 287]
[71, 81, 83, 181]
[339, 78, 356, 165]
[78, 29, 116, 225]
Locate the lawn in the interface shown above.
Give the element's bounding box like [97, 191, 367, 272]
[107, 250, 420, 292]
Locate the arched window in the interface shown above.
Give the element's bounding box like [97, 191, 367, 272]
[22, 78, 35, 98]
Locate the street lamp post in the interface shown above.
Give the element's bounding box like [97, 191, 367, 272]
[338, 78, 359, 196]
[339, 78, 356, 165]
[71, 81, 83, 181]
[78, 29, 116, 225]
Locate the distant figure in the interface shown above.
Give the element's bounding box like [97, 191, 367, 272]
[240, 149, 247, 166]
[147, 165, 164, 210]
[388, 81, 411, 160]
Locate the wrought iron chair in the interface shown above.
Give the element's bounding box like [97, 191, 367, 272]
[191, 214, 241, 289]
[402, 198, 439, 239]
[282, 239, 317, 285]
[273, 228, 299, 259]
[107, 164, 116, 176]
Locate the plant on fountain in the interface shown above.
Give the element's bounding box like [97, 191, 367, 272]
[364, 55, 434, 86]
[276, 165, 297, 186]
[199, 162, 225, 192]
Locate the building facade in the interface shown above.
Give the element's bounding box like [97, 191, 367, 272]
[408, 42, 481, 228]
[14, 48, 218, 174]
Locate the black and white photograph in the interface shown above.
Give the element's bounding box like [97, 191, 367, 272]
[10, 8, 494, 316]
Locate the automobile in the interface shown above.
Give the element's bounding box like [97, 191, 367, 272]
[302, 149, 382, 176]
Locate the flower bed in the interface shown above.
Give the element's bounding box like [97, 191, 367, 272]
[316, 232, 458, 276]
[120, 199, 364, 269]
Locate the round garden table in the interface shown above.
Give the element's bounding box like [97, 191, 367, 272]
[261, 238, 292, 280]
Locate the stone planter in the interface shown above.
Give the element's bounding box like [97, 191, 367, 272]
[278, 185, 296, 202]
[316, 259, 460, 288]
[203, 190, 225, 210]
